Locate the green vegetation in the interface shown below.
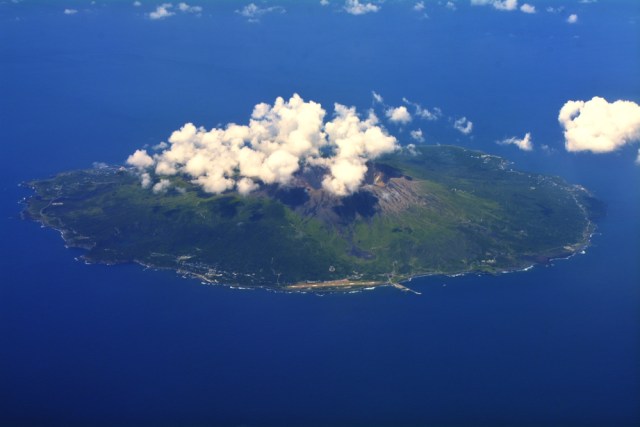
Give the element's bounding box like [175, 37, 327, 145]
[23, 145, 603, 290]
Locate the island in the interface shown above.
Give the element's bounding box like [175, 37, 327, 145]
[22, 145, 604, 293]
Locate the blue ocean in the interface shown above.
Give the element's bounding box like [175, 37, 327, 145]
[1, 1, 639, 426]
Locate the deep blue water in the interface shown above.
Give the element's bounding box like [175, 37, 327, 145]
[1, 1, 639, 426]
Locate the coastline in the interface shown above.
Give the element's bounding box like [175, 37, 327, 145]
[24, 205, 596, 295]
[19, 162, 600, 295]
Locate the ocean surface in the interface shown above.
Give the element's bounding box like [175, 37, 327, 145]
[1, 1, 639, 426]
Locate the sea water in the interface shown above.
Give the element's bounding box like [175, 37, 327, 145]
[1, 2, 639, 425]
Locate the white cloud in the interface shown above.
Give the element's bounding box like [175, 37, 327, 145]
[63, 8, 78, 15]
[471, 0, 518, 12]
[558, 97, 640, 155]
[236, 3, 285, 22]
[127, 150, 155, 189]
[402, 97, 441, 121]
[498, 132, 533, 151]
[178, 2, 202, 13]
[237, 2, 260, 18]
[133, 1, 141, 6]
[422, 106, 442, 119]
[445, 1, 457, 11]
[237, 177, 259, 195]
[322, 105, 397, 195]
[405, 144, 419, 156]
[128, 94, 398, 197]
[579, 0, 597, 3]
[636, 149, 640, 165]
[386, 106, 412, 124]
[344, 0, 379, 15]
[372, 91, 384, 104]
[520, 3, 535, 14]
[410, 129, 425, 143]
[493, 0, 518, 11]
[149, 3, 175, 20]
[567, 13, 578, 24]
[546, 6, 564, 13]
[148, 2, 202, 19]
[413, 1, 425, 12]
[474, 0, 537, 13]
[152, 179, 172, 194]
[453, 117, 473, 134]
[320, 0, 330, 5]
[140, 173, 152, 189]
[127, 149, 155, 169]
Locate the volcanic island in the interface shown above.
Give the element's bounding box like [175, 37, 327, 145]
[23, 145, 603, 293]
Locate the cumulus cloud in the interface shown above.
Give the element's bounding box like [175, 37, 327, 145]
[493, 0, 518, 11]
[410, 129, 425, 143]
[558, 97, 640, 155]
[471, 0, 518, 12]
[567, 13, 578, 24]
[133, 1, 141, 6]
[402, 97, 442, 121]
[414, 1, 425, 12]
[147, 2, 202, 19]
[63, 8, 78, 15]
[453, 117, 473, 134]
[320, 0, 330, 5]
[236, 3, 285, 22]
[127, 94, 398, 197]
[344, 0, 379, 15]
[177, 2, 202, 14]
[140, 173, 152, 189]
[445, 1, 457, 11]
[149, 3, 174, 20]
[237, 177, 259, 195]
[472, 0, 538, 13]
[386, 106, 412, 124]
[636, 149, 640, 165]
[520, 3, 535, 13]
[498, 132, 533, 151]
[373, 93, 440, 124]
[127, 149, 155, 169]
[152, 179, 172, 194]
